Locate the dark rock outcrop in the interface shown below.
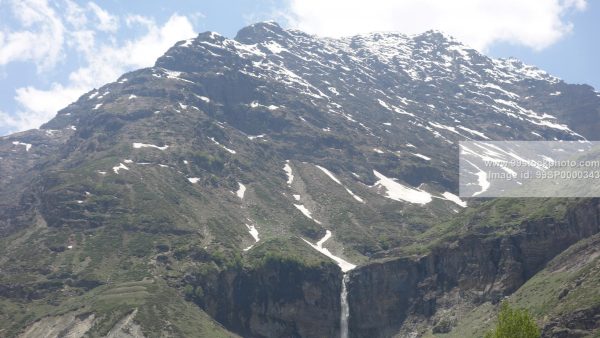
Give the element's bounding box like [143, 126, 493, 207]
[190, 259, 342, 338]
[348, 199, 600, 337]
[541, 305, 600, 338]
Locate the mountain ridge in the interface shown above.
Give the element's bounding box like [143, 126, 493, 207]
[1, 21, 600, 337]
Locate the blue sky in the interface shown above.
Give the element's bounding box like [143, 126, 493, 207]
[488, 1, 599, 89]
[0, 0, 597, 135]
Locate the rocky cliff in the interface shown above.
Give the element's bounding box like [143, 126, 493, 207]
[193, 258, 342, 338]
[347, 198, 600, 337]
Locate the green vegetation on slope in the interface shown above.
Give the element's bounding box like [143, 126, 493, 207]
[484, 302, 540, 338]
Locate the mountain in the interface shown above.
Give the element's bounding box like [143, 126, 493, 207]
[1, 21, 600, 337]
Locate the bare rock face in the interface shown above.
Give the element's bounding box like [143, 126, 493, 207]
[18, 312, 96, 338]
[190, 259, 342, 338]
[541, 305, 600, 338]
[347, 199, 600, 337]
[17, 310, 147, 338]
[105, 309, 146, 338]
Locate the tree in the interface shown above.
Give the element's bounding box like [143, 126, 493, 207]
[484, 301, 541, 338]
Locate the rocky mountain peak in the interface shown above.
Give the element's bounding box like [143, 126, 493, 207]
[414, 29, 457, 42]
[196, 30, 227, 43]
[234, 20, 288, 44]
[2, 21, 600, 338]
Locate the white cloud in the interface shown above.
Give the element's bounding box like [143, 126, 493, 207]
[0, 1, 196, 133]
[0, 0, 65, 70]
[87, 2, 119, 32]
[122, 14, 196, 67]
[64, 0, 88, 29]
[283, 0, 587, 51]
[1, 84, 85, 132]
[59, 14, 195, 94]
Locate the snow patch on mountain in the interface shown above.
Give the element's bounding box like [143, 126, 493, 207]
[378, 99, 391, 109]
[161, 68, 194, 84]
[373, 170, 432, 204]
[263, 41, 287, 54]
[316, 165, 365, 203]
[412, 153, 431, 161]
[441, 192, 467, 208]
[316, 165, 341, 184]
[12, 141, 32, 152]
[294, 204, 322, 224]
[112, 163, 129, 174]
[248, 101, 278, 110]
[194, 94, 210, 103]
[243, 223, 260, 251]
[463, 159, 490, 196]
[236, 183, 246, 199]
[457, 126, 490, 140]
[302, 230, 356, 272]
[283, 161, 294, 185]
[133, 143, 169, 151]
[345, 188, 365, 203]
[208, 137, 236, 154]
[181, 38, 194, 47]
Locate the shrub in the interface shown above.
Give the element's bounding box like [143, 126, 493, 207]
[183, 285, 204, 301]
[183, 285, 194, 300]
[485, 302, 540, 338]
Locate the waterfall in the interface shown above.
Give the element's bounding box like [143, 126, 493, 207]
[340, 273, 350, 338]
[301, 231, 355, 337]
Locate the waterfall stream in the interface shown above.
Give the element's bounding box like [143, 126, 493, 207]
[302, 230, 355, 338]
[340, 273, 350, 338]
